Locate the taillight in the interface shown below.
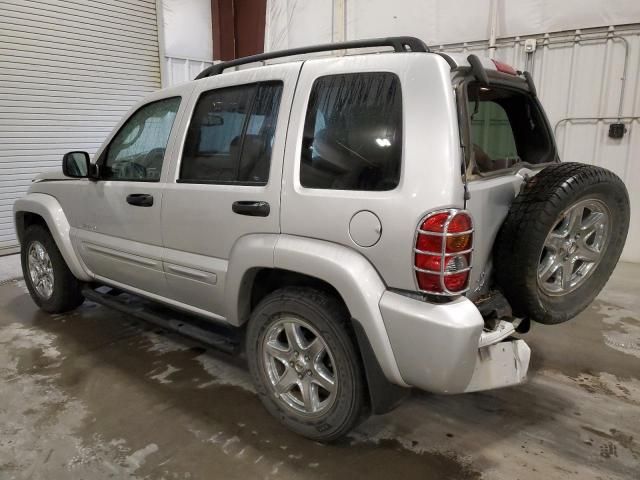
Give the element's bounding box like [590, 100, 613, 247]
[414, 209, 473, 296]
[492, 59, 518, 75]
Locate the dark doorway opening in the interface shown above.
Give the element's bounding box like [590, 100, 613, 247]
[212, 0, 267, 61]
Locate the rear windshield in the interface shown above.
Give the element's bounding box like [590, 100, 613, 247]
[467, 83, 554, 174]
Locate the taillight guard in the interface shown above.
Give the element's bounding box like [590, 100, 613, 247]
[413, 209, 474, 296]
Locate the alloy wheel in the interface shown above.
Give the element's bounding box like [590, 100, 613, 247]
[537, 198, 610, 295]
[27, 241, 54, 299]
[261, 316, 338, 417]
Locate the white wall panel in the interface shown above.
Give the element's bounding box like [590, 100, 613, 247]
[266, 0, 640, 49]
[266, 0, 334, 51]
[500, 0, 640, 39]
[162, 0, 213, 60]
[164, 56, 214, 86]
[349, 0, 640, 45]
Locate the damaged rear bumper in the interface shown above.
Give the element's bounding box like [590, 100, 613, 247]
[463, 338, 530, 392]
[379, 291, 530, 394]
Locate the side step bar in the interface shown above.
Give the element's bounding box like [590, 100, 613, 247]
[82, 286, 239, 354]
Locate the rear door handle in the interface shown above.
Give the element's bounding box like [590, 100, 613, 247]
[232, 201, 270, 217]
[126, 193, 154, 207]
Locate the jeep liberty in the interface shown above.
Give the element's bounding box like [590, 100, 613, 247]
[14, 37, 630, 441]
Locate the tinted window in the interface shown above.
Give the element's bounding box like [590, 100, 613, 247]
[468, 83, 554, 173]
[470, 100, 518, 172]
[180, 82, 283, 185]
[300, 73, 402, 191]
[103, 97, 180, 181]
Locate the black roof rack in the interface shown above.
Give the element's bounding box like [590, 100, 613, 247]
[195, 36, 430, 79]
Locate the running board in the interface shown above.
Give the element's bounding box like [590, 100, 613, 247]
[81, 286, 239, 354]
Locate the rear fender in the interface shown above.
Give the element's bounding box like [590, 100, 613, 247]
[224, 234, 407, 387]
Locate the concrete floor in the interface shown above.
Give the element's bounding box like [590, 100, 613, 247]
[0, 260, 639, 480]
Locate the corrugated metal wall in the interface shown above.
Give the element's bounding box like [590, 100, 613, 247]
[436, 24, 640, 262]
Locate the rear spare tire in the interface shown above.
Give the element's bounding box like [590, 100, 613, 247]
[494, 162, 629, 324]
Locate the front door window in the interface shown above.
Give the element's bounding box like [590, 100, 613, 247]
[102, 97, 181, 181]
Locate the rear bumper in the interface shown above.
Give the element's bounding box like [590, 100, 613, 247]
[379, 291, 530, 394]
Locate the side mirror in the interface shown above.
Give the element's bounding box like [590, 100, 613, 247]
[62, 151, 92, 178]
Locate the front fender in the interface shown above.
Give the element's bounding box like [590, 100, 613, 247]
[13, 193, 91, 281]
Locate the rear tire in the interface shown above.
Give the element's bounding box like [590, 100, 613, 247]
[21, 225, 84, 313]
[246, 287, 368, 441]
[494, 163, 630, 324]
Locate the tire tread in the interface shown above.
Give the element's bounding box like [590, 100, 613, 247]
[246, 286, 367, 442]
[494, 162, 629, 324]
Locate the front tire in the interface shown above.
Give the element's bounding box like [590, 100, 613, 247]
[21, 225, 84, 313]
[246, 287, 368, 441]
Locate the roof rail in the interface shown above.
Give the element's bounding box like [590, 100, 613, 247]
[194, 36, 430, 79]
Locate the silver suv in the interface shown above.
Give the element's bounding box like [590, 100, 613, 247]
[13, 37, 630, 441]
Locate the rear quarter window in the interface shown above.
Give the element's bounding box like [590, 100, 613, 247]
[300, 72, 402, 191]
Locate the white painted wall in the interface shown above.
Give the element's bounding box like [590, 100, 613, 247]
[266, 0, 640, 50]
[161, 0, 213, 60]
[160, 0, 214, 87]
[165, 57, 214, 85]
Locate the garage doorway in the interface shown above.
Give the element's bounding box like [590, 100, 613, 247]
[212, 0, 267, 60]
[0, 0, 162, 255]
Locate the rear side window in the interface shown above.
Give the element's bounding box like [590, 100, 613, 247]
[300, 72, 402, 191]
[180, 82, 283, 185]
[467, 83, 554, 173]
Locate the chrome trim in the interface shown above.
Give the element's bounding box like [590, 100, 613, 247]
[413, 266, 472, 275]
[416, 228, 474, 236]
[417, 284, 471, 296]
[412, 208, 475, 296]
[414, 247, 473, 256]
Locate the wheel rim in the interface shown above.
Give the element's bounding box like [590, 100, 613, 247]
[261, 316, 338, 417]
[27, 241, 54, 300]
[537, 198, 610, 296]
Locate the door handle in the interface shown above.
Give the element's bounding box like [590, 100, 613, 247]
[232, 201, 270, 217]
[126, 193, 154, 207]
